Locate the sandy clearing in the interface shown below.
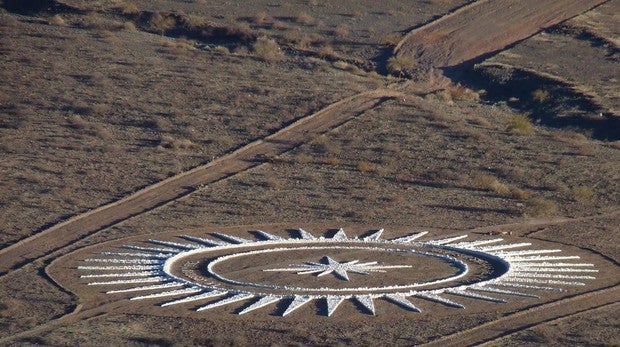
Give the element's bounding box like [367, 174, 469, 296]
[0, 89, 402, 276]
[394, 0, 608, 70]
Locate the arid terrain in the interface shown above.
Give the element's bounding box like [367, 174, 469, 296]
[0, 0, 618, 346]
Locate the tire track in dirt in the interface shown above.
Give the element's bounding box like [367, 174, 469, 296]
[422, 283, 620, 347]
[480, 301, 619, 346]
[0, 89, 403, 276]
[394, 0, 608, 70]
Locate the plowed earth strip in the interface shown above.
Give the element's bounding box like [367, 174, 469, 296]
[394, 0, 608, 69]
[422, 284, 620, 347]
[0, 89, 402, 275]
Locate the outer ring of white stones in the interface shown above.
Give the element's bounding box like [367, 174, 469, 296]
[79, 229, 598, 317]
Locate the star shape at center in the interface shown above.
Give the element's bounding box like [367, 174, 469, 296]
[263, 256, 412, 281]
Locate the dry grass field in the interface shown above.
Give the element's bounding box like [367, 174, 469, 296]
[0, 0, 618, 346]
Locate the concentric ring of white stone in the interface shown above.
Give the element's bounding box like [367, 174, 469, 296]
[203, 246, 467, 292]
[79, 228, 598, 317]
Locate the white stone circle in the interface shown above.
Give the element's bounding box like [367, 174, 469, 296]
[78, 228, 598, 317]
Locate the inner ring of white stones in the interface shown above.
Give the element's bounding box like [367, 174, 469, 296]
[166, 245, 470, 293]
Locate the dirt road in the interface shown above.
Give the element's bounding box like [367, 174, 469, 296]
[0, 89, 402, 275]
[394, 0, 608, 70]
[422, 283, 620, 347]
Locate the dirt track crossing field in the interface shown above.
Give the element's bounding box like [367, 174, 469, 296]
[395, 0, 608, 69]
[0, 89, 402, 276]
[422, 283, 620, 347]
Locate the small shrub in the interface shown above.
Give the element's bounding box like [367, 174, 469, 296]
[510, 187, 531, 201]
[150, 12, 176, 35]
[505, 114, 535, 135]
[48, 14, 66, 26]
[317, 44, 336, 59]
[159, 135, 201, 150]
[532, 89, 550, 103]
[272, 20, 292, 30]
[382, 33, 402, 46]
[448, 84, 480, 101]
[332, 60, 349, 69]
[296, 153, 313, 164]
[552, 130, 587, 142]
[357, 161, 373, 173]
[472, 173, 510, 195]
[571, 186, 595, 203]
[253, 36, 283, 61]
[283, 30, 313, 48]
[253, 12, 270, 25]
[324, 157, 341, 166]
[296, 12, 315, 25]
[387, 55, 416, 76]
[119, 2, 139, 15]
[122, 21, 137, 31]
[263, 177, 281, 189]
[524, 197, 559, 217]
[180, 14, 210, 30]
[213, 45, 230, 54]
[334, 24, 349, 38]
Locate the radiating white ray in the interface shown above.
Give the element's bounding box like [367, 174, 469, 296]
[78, 265, 160, 271]
[211, 232, 252, 244]
[80, 271, 159, 278]
[352, 295, 375, 315]
[331, 228, 347, 240]
[99, 252, 173, 259]
[107, 282, 183, 294]
[450, 238, 503, 248]
[180, 235, 227, 247]
[325, 296, 345, 316]
[84, 258, 161, 264]
[512, 267, 599, 273]
[445, 289, 506, 303]
[122, 245, 180, 253]
[297, 228, 316, 240]
[493, 249, 562, 256]
[282, 296, 313, 316]
[147, 239, 201, 250]
[238, 296, 282, 315]
[383, 294, 421, 312]
[511, 262, 593, 267]
[415, 293, 465, 308]
[161, 290, 226, 307]
[470, 286, 538, 298]
[253, 230, 283, 241]
[507, 256, 581, 261]
[476, 243, 532, 252]
[510, 273, 596, 279]
[88, 276, 168, 286]
[391, 231, 429, 243]
[491, 282, 564, 291]
[131, 287, 203, 300]
[196, 293, 254, 311]
[361, 229, 384, 241]
[500, 278, 585, 286]
[427, 235, 469, 245]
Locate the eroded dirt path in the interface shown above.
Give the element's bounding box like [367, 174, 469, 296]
[0, 89, 402, 276]
[394, 0, 608, 70]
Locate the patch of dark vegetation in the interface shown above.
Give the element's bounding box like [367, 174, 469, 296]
[1, 0, 80, 15]
[462, 64, 619, 141]
[551, 24, 620, 58]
